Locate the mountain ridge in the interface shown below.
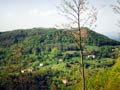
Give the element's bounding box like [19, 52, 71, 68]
[0, 27, 119, 48]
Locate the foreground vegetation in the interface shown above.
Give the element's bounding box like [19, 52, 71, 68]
[0, 28, 120, 90]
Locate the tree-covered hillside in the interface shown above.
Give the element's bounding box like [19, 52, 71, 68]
[0, 27, 119, 48]
[0, 27, 120, 90]
[0, 27, 119, 65]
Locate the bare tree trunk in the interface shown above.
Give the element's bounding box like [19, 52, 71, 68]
[78, 7, 85, 90]
[80, 50, 85, 90]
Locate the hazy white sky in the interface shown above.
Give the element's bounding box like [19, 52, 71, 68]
[0, 0, 119, 38]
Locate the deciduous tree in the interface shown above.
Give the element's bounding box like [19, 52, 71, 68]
[57, 0, 97, 90]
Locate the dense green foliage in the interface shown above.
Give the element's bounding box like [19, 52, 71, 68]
[0, 27, 120, 90]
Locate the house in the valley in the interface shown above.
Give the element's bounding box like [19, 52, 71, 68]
[62, 79, 68, 84]
[58, 58, 64, 62]
[21, 67, 34, 73]
[87, 54, 96, 59]
[39, 63, 44, 67]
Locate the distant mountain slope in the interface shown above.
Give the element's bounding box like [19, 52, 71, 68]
[0, 27, 119, 67]
[86, 28, 120, 46]
[0, 27, 119, 49]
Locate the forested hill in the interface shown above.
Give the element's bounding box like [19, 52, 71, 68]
[0, 27, 120, 90]
[0, 27, 119, 49]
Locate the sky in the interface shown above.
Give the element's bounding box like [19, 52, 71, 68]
[0, 0, 119, 39]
